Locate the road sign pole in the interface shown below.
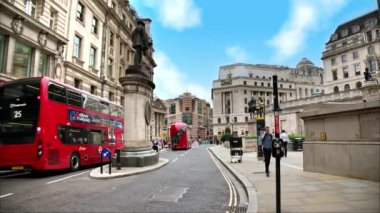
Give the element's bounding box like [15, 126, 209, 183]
[273, 75, 281, 213]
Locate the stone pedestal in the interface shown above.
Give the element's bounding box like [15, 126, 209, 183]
[361, 72, 380, 102]
[247, 118, 257, 136]
[114, 65, 159, 167]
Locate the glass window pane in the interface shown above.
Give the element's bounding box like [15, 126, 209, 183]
[90, 47, 95, 67]
[67, 90, 83, 108]
[13, 41, 32, 78]
[38, 53, 48, 76]
[0, 35, 5, 72]
[74, 36, 81, 58]
[48, 83, 66, 103]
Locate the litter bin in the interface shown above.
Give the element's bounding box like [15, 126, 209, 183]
[293, 138, 304, 151]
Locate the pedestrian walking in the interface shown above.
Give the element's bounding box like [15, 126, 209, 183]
[280, 130, 290, 157]
[261, 126, 273, 177]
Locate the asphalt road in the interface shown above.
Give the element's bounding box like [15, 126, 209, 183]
[0, 145, 235, 212]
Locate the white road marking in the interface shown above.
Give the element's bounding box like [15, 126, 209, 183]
[281, 162, 303, 170]
[208, 150, 237, 210]
[172, 158, 178, 163]
[0, 193, 14, 199]
[46, 171, 89, 185]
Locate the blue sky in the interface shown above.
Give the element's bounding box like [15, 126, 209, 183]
[130, 0, 378, 105]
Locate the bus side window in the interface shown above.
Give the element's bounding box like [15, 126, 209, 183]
[90, 129, 102, 145]
[67, 90, 83, 108]
[57, 125, 67, 143]
[110, 104, 117, 117]
[117, 106, 123, 118]
[48, 84, 66, 103]
[82, 129, 90, 144]
[67, 127, 81, 144]
[102, 130, 107, 144]
[84, 97, 98, 112]
[100, 101, 110, 115]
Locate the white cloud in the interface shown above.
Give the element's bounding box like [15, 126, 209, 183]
[267, 0, 349, 62]
[138, 0, 201, 31]
[153, 51, 212, 105]
[225, 45, 249, 63]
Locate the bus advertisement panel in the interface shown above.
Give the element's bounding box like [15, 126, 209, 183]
[170, 122, 191, 150]
[0, 77, 124, 171]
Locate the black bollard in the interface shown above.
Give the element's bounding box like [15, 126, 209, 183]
[116, 149, 121, 170]
[100, 153, 103, 174]
[109, 155, 111, 174]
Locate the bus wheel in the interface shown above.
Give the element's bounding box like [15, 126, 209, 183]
[70, 153, 80, 171]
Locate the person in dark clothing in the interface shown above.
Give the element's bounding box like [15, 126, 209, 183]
[261, 126, 273, 177]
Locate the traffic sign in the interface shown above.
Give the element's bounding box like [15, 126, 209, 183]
[101, 149, 111, 158]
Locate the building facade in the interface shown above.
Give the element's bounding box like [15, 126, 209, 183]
[212, 59, 324, 136]
[266, 9, 380, 135]
[322, 10, 380, 94]
[151, 97, 166, 140]
[0, 0, 156, 103]
[63, 0, 150, 106]
[0, 0, 68, 82]
[164, 92, 213, 140]
[0, 0, 164, 137]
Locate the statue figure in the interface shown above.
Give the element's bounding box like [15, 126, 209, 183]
[132, 20, 151, 65]
[257, 97, 264, 118]
[38, 31, 48, 47]
[11, 16, 24, 34]
[364, 68, 373, 81]
[248, 97, 256, 119]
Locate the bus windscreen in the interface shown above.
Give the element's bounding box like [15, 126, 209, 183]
[0, 82, 40, 144]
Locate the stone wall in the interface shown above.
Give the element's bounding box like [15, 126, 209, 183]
[300, 100, 380, 181]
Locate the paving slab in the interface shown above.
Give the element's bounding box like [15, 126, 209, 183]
[209, 145, 380, 213]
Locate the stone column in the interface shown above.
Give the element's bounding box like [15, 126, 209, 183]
[5, 36, 16, 75]
[116, 65, 158, 167]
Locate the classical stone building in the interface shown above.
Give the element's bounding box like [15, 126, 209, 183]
[212, 60, 324, 136]
[63, 0, 153, 106]
[151, 97, 166, 140]
[0, 0, 68, 81]
[0, 0, 164, 138]
[322, 9, 380, 94]
[265, 7, 380, 135]
[0, 0, 156, 105]
[164, 92, 213, 140]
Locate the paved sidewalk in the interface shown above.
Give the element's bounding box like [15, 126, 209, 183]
[209, 146, 380, 213]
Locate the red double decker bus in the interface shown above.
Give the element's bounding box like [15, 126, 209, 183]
[0, 77, 124, 171]
[170, 122, 191, 150]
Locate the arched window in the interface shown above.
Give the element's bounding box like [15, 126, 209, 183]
[344, 84, 350, 92]
[369, 58, 377, 72]
[334, 86, 339, 94]
[356, 81, 362, 89]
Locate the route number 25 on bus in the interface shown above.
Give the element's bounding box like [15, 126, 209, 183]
[0, 77, 124, 172]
